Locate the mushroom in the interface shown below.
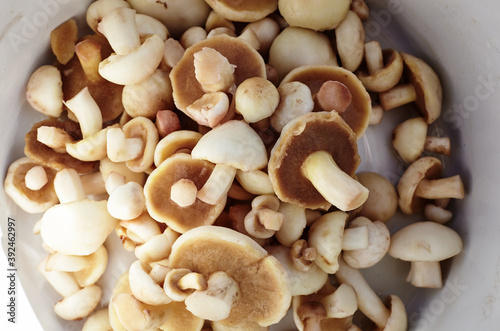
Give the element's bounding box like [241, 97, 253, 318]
[170, 34, 266, 115]
[134, 227, 179, 263]
[4, 157, 58, 213]
[356, 41, 404, 93]
[266, 244, 327, 297]
[204, 0, 278, 22]
[350, 0, 370, 21]
[25, 65, 63, 118]
[206, 10, 236, 33]
[424, 204, 453, 224]
[120, 212, 162, 245]
[99, 157, 146, 187]
[335, 11, 365, 72]
[234, 77, 280, 123]
[86, 0, 131, 33]
[128, 260, 172, 305]
[278, 0, 350, 31]
[336, 258, 407, 329]
[158, 301, 205, 331]
[66, 124, 119, 162]
[53, 168, 86, 203]
[379, 53, 443, 124]
[54, 284, 103, 321]
[369, 104, 384, 125]
[164, 268, 207, 302]
[191, 120, 268, 205]
[268, 27, 338, 81]
[243, 195, 284, 239]
[107, 181, 146, 221]
[235, 169, 274, 196]
[186, 91, 231, 128]
[180, 27, 208, 49]
[342, 216, 390, 269]
[162, 38, 185, 71]
[153, 130, 203, 167]
[122, 69, 175, 119]
[135, 13, 169, 42]
[73, 245, 109, 288]
[50, 18, 78, 65]
[268, 111, 367, 211]
[270, 81, 315, 132]
[111, 293, 170, 330]
[274, 203, 307, 247]
[392, 117, 451, 163]
[82, 307, 112, 331]
[144, 153, 225, 233]
[122, 116, 159, 173]
[398, 156, 465, 214]
[356, 172, 398, 223]
[168, 226, 291, 328]
[388, 221, 463, 288]
[241, 18, 280, 58]
[97, 7, 141, 55]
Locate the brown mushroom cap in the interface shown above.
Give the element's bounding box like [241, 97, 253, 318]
[4, 157, 58, 214]
[169, 226, 291, 328]
[281, 65, 371, 138]
[24, 119, 97, 173]
[268, 111, 360, 210]
[356, 49, 404, 93]
[204, 0, 278, 22]
[397, 156, 442, 214]
[144, 153, 225, 233]
[58, 34, 124, 123]
[170, 35, 266, 114]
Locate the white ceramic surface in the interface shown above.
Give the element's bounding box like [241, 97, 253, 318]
[1, 0, 500, 330]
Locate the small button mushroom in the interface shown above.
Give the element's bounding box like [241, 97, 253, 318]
[278, 0, 350, 31]
[86, 0, 131, 33]
[379, 53, 443, 124]
[356, 41, 404, 93]
[241, 18, 280, 57]
[204, 0, 277, 22]
[107, 181, 146, 221]
[320, 283, 358, 319]
[164, 268, 207, 302]
[97, 7, 141, 55]
[356, 172, 398, 223]
[243, 195, 284, 239]
[336, 258, 407, 329]
[335, 11, 365, 72]
[170, 35, 266, 116]
[268, 112, 367, 211]
[180, 26, 208, 49]
[398, 156, 465, 214]
[281, 65, 372, 138]
[24, 165, 49, 191]
[122, 69, 174, 119]
[268, 27, 338, 81]
[26, 65, 63, 118]
[308, 211, 348, 274]
[169, 226, 291, 328]
[122, 116, 159, 172]
[64, 87, 103, 139]
[267, 244, 327, 297]
[129, 260, 172, 305]
[235, 77, 280, 123]
[388, 221, 463, 288]
[270, 81, 315, 132]
[289, 239, 318, 272]
[4, 157, 58, 213]
[342, 216, 391, 269]
[145, 153, 225, 233]
[186, 91, 231, 128]
[106, 127, 143, 163]
[53, 168, 86, 203]
[392, 117, 451, 164]
[41, 200, 118, 255]
[153, 130, 203, 167]
[82, 308, 111, 331]
[50, 19, 78, 65]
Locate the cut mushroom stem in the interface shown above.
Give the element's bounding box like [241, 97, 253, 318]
[75, 39, 102, 83]
[290, 239, 318, 272]
[315, 81, 352, 113]
[197, 163, 237, 205]
[342, 226, 368, 251]
[301, 151, 368, 211]
[178, 272, 208, 292]
[37, 126, 75, 153]
[425, 136, 451, 155]
[406, 261, 443, 288]
[379, 84, 417, 111]
[97, 7, 140, 55]
[364, 41, 384, 74]
[106, 127, 143, 162]
[171, 178, 198, 207]
[369, 104, 384, 125]
[25, 165, 48, 191]
[424, 204, 453, 224]
[184, 271, 241, 321]
[193, 47, 236, 93]
[297, 301, 327, 331]
[320, 283, 358, 318]
[54, 168, 86, 203]
[64, 87, 103, 139]
[415, 175, 465, 200]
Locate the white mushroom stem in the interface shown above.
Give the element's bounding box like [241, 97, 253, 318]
[424, 136, 451, 155]
[197, 163, 236, 205]
[320, 283, 358, 318]
[105, 171, 126, 195]
[193, 47, 236, 93]
[296, 301, 327, 331]
[365, 41, 384, 74]
[184, 271, 240, 321]
[164, 268, 198, 302]
[301, 151, 369, 211]
[97, 7, 140, 55]
[290, 239, 318, 272]
[342, 226, 369, 251]
[80, 171, 107, 196]
[54, 168, 86, 203]
[24, 166, 48, 191]
[336, 258, 390, 329]
[379, 84, 417, 111]
[37, 126, 75, 153]
[178, 272, 208, 292]
[415, 175, 465, 200]
[369, 104, 384, 125]
[171, 178, 198, 207]
[129, 260, 172, 305]
[186, 92, 230, 128]
[424, 204, 453, 224]
[406, 261, 443, 288]
[134, 228, 179, 262]
[64, 87, 103, 139]
[235, 169, 274, 195]
[75, 39, 102, 83]
[106, 127, 143, 162]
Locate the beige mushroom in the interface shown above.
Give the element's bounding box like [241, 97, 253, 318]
[186, 91, 231, 128]
[193, 47, 236, 93]
[26, 65, 63, 118]
[73, 245, 108, 287]
[107, 181, 146, 221]
[66, 124, 119, 162]
[82, 307, 112, 331]
[164, 268, 207, 302]
[274, 203, 307, 247]
[111, 293, 170, 330]
[335, 11, 365, 72]
[204, 0, 277, 22]
[241, 18, 280, 57]
[24, 165, 48, 191]
[50, 19, 78, 65]
[37, 255, 81, 298]
[134, 227, 179, 262]
[122, 116, 159, 172]
[180, 26, 208, 49]
[86, 0, 131, 33]
[356, 172, 398, 223]
[135, 13, 169, 41]
[389, 221, 463, 288]
[54, 284, 103, 321]
[36, 126, 74, 153]
[153, 130, 203, 167]
[235, 169, 274, 196]
[243, 195, 284, 239]
[235, 77, 280, 123]
[270, 81, 315, 132]
[392, 117, 451, 163]
[53, 168, 86, 203]
[64, 87, 103, 139]
[162, 38, 185, 71]
[424, 204, 453, 224]
[129, 260, 172, 305]
[97, 7, 141, 55]
[99, 157, 146, 187]
[369, 104, 385, 125]
[351, 0, 370, 21]
[278, 0, 350, 31]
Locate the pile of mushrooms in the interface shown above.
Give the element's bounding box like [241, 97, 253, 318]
[4, 0, 466, 329]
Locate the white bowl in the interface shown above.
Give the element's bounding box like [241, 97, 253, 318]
[1, 0, 499, 330]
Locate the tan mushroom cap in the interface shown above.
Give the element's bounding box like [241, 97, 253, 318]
[398, 156, 451, 214]
[59, 34, 124, 123]
[268, 111, 360, 210]
[24, 119, 98, 173]
[281, 65, 371, 138]
[205, 0, 278, 22]
[144, 153, 225, 233]
[356, 48, 404, 92]
[170, 34, 266, 114]
[4, 157, 58, 214]
[169, 226, 291, 328]
[356, 172, 398, 223]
